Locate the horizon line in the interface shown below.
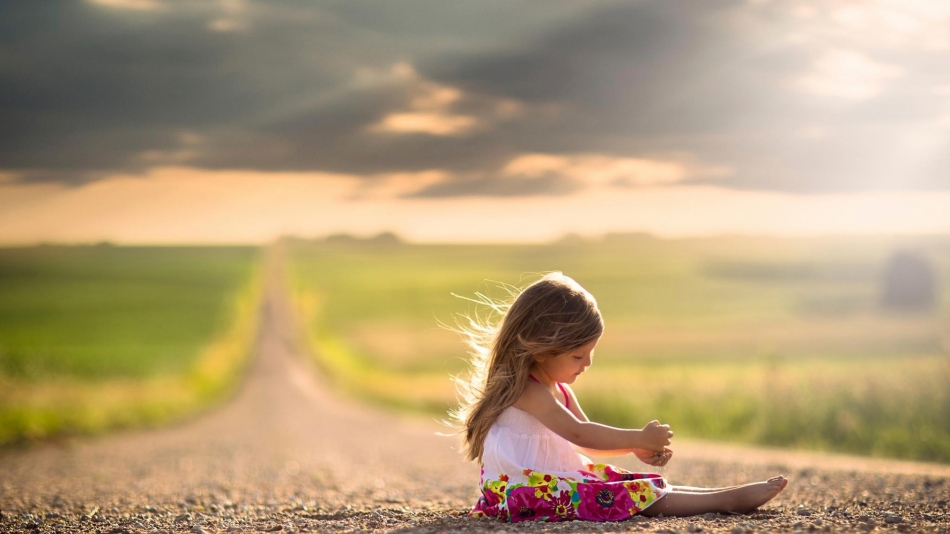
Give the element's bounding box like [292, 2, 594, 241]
[4, 230, 950, 249]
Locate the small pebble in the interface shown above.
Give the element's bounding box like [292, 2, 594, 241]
[885, 514, 903, 524]
[797, 509, 812, 516]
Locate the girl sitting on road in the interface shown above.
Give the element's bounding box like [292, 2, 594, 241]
[450, 272, 787, 522]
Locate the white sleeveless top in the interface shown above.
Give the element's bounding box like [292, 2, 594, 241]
[481, 406, 591, 479]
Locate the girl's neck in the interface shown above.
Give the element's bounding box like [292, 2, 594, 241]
[528, 366, 571, 409]
[528, 365, 556, 386]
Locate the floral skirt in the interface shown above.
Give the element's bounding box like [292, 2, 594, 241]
[470, 463, 668, 522]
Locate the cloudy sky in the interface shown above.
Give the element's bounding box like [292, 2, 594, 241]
[2, 0, 950, 243]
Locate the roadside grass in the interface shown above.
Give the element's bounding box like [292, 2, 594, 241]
[576, 354, 950, 462]
[0, 245, 262, 445]
[286, 235, 950, 462]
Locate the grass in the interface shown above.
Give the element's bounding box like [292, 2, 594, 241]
[0, 244, 262, 445]
[285, 235, 950, 463]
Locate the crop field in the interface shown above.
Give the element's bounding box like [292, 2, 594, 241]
[0, 245, 262, 445]
[286, 235, 950, 463]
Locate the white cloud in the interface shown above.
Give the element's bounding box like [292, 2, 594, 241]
[830, 1, 950, 51]
[794, 126, 828, 139]
[503, 153, 686, 187]
[501, 153, 733, 189]
[356, 170, 450, 199]
[208, 0, 250, 33]
[372, 112, 478, 137]
[367, 62, 527, 138]
[368, 64, 481, 137]
[797, 49, 903, 99]
[86, 0, 164, 11]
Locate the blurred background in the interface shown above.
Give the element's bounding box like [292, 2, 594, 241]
[1, 0, 948, 461]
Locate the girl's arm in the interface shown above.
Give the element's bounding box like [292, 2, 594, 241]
[562, 384, 636, 457]
[563, 384, 674, 465]
[513, 381, 673, 453]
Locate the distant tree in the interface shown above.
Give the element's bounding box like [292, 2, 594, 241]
[881, 251, 937, 312]
[604, 231, 656, 243]
[556, 233, 588, 246]
[324, 232, 403, 245]
[368, 232, 402, 245]
[324, 233, 359, 244]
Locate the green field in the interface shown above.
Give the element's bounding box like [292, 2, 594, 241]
[286, 235, 950, 463]
[0, 244, 262, 445]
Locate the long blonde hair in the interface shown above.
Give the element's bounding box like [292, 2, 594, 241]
[449, 272, 603, 462]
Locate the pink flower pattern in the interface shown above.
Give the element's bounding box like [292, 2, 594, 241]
[550, 490, 577, 521]
[575, 482, 637, 521]
[471, 462, 667, 523]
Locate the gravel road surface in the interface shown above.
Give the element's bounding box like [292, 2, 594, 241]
[2, 246, 948, 533]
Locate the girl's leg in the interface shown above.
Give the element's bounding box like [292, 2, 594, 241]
[640, 476, 787, 517]
[671, 485, 741, 493]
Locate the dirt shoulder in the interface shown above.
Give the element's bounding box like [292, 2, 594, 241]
[1, 245, 948, 533]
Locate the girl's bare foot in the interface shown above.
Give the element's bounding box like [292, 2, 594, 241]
[727, 476, 788, 513]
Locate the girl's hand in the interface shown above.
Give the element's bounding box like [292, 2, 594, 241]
[633, 447, 672, 467]
[641, 420, 673, 451]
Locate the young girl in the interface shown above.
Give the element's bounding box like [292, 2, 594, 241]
[451, 272, 787, 523]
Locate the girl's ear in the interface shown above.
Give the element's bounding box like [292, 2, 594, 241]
[532, 353, 547, 363]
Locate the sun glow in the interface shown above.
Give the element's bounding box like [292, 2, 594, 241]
[2, 167, 950, 245]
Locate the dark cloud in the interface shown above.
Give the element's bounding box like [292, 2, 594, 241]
[2, 0, 949, 194]
[0, 0, 594, 182]
[1, 0, 353, 182]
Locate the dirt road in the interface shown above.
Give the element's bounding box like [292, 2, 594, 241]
[2, 246, 949, 533]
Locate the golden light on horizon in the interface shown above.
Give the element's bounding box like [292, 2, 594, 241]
[3, 167, 950, 245]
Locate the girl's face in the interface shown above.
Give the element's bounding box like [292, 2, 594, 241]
[533, 337, 599, 384]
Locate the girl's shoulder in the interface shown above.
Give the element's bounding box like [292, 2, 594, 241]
[508, 380, 586, 445]
[512, 379, 578, 423]
[511, 379, 552, 414]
